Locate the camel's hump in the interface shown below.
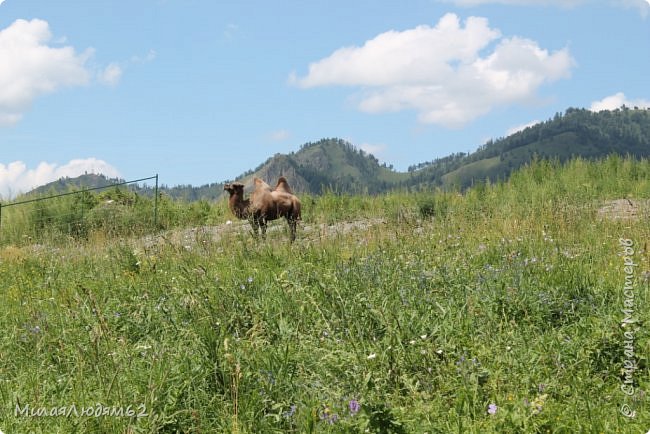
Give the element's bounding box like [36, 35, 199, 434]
[275, 177, 293, 194]
[253, 177, 272, 191]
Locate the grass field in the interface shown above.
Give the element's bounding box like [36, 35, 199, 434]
[0, 156, 649, 433]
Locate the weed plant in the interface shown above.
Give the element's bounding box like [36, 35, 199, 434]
[0, 156, 649, 433]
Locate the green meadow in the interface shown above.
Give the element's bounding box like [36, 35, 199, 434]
[1, 156, 649, 433]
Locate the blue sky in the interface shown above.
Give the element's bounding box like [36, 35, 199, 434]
[0, 0, 649, 198]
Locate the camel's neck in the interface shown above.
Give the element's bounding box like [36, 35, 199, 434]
[229, 194, 250, 219]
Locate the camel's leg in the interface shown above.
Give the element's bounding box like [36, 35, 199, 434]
[260, 221, 267, 239]
[287, 217, 297, 242]
[249, 217, 260, 238]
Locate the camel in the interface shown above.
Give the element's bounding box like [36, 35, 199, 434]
[223, 177, 301, 241]
[223, 182, 250, 219]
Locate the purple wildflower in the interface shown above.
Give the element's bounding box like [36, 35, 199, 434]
[349, 399, 361, 416]
[319, 406, 339, 425]
[487, 403, 498, 415]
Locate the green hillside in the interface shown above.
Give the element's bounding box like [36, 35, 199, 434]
[228, 107, 650, 194]
[424, 106, 650, 188]
[23, 107, 650, 199]
[232, 138, 408, 195]
[27, 173, 124, 196]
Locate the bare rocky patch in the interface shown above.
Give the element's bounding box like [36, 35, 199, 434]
[597, 198, 650, 221]
[141, 217, 388, 250]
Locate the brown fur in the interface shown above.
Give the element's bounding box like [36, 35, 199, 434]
[223, 182, 250, 219]
[225, 177, 301, 242]
[274, 176, 293, 194]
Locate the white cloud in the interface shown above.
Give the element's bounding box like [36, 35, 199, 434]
[268, 129, 291, 141]
[99, 63, 123, 86]
[101, 50, 155, 86]
[0, 158, 120, 199]
[131, 49, 157, 64]
[0, 19, 93, 126]
[590, 92, 650, 111]
[293, 14, 501, 88]
[291, 13, 574, 128]
[359, 143, 388, 158]
[506, 120, 540, 136]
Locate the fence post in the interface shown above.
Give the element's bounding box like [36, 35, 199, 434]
[154, 174, 159, 229]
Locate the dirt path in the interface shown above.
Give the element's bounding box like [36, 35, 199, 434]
[141, 217, 388, 250]
[143, 196, 649, 250]
[597, 198, 650, 221]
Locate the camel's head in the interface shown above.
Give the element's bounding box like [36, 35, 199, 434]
[223, 182, 244, 197]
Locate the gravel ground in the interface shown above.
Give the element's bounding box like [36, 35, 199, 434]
[597, 198, 650, 221]
[140, 217, 389, 250]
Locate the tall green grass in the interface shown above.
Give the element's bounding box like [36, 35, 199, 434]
[0, 156, 649, 433]
[0, 187, 231, 247]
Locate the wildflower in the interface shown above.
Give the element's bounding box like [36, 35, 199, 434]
[247, 276, 253, 283]
[436, 349, 443, 355]
[319, 406, 339, 424]
[524, 257, 538, 266]
[283, 404, 297, 418]
[487, 403, 498, 415]
[531, 394, 548, 414]
[240, 284, 246, 290]
[348, 399, 361, 416]
[367, 353, 377, 360]
[226, 220, 233, 225]
[31, 325, 41, 334]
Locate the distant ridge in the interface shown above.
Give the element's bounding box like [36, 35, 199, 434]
[25, 106, 650, 199]
[24, 173, 124, 197]
[225, 107, 650, 193]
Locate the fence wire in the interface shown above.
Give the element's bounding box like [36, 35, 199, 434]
[0, 175, 158, 246]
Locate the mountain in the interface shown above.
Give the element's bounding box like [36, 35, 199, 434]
[231, 138, 409, 195]
[26, 173, 125, 197]
[413, 106, 650, 188]
[230, 107, 650, 193]
[23, 106, 650, 199]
